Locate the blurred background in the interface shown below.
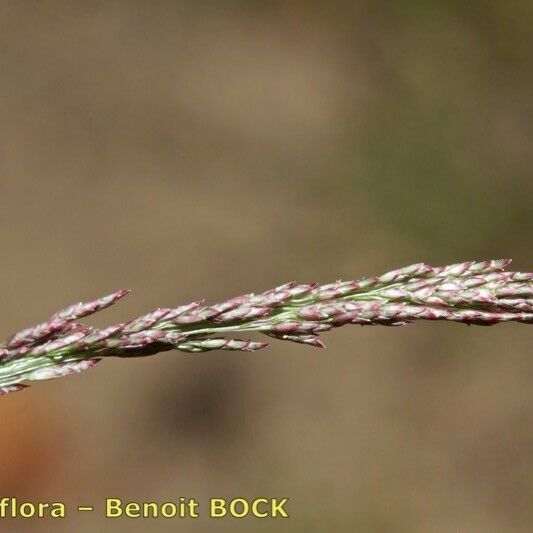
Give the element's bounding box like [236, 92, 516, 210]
[0, 1, 532, 531]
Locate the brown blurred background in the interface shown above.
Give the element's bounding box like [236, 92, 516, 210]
[0, 1, 532, 531]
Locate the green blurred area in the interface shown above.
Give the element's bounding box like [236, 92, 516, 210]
[0, 1, 531, 531]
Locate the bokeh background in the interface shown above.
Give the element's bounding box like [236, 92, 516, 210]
[0, 1, 532, 531]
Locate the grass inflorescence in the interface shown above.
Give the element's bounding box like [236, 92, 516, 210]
[1, 259, 531, 395]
